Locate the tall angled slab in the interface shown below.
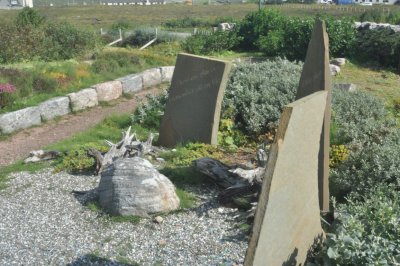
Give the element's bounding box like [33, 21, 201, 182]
[295, 20, 332, 212]
[244, 91, 328, 266]
[158, 53, 232, 147]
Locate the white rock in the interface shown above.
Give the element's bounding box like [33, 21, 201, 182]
[93, 81, 123, 102]
[67, 88, 98, 112]
[142, 68, 162, 88]
[160, 66, 175, 82]
[98, 157, 180, 217]
[330, 58, 346, 66]
[330, 64, 341, 76]
[154, 216, 164, 224]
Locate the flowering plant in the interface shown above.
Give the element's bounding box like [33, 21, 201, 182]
[0, 83, 17, 108]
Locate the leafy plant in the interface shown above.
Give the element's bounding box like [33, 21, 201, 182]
[314, 186, 400, 265]
[222, 58, 302, 136]
[331, 89, 397, 146]
[132, 90, 168, 130]
[0, 83, 16, 108]
[218, 118, 247, 148]
[15, 7, 45, 28]
[329, 145, 349, 168]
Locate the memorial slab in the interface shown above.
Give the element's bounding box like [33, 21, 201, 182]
[244, 91, 327, 266]
[158, 53, 231, 147]
[295, 20, 332, 212]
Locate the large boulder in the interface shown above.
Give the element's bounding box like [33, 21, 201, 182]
[0, 107, 41, 134]
[98, 157, 180, 217]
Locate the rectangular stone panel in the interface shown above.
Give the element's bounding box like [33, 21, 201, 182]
[295, 20, 332, 212]
[158, 53, 231, 147]
[244, 91, 327, 266]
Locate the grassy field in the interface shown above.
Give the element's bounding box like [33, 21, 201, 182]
[1, 3, 400, 29]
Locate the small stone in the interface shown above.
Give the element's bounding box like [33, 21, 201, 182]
[333, 83, 357, 92]
[156, 158, 165, 162]
[218, 208, 224, 213]
[158, 239, 167, 246]
[154, 216, 164, 224]
[330, 58, 346, 66]
[330, 64, 341, 76]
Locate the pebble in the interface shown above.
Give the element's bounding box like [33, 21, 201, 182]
[0, 169, 248, 265]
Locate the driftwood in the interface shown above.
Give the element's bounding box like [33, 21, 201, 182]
[193, 157, 265, 206]
[88, 126, 157, 175]
[24, 150, 63, 163]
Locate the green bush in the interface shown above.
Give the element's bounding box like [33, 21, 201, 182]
[183, 30, 240, 55]
[42, 22, 97, 61]
[350, 27, 400, 70]
[56, 143, 109, 173]
[235, 10, 356, 61]
[330, 133, 400, 201]
[222, 58, 303, 136]
[15, 7, 45, 28]
[32, 75, 58, 93]
[91, 59, 120, 74]
[331, 89, 396, 146]
[314, 186, 400, 265]
[132, 90, 168, 130]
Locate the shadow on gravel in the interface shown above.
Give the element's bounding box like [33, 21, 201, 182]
[71, 188, 98, 206]
[68, 254, 138, 266]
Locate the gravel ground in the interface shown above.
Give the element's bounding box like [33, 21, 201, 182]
[0, 169, 248, 266]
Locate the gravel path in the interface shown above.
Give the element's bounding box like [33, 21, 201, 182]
[0, 169, 248, 265]
[0, 88, 161, 167]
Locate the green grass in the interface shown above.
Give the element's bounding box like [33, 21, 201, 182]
[333, 60, 400, 106]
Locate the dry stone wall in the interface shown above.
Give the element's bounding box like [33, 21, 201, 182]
[0, 66, 174, 135]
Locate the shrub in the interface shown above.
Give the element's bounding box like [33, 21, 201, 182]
[350, 27, 400, 70]
[314, 186, 400, 265]
[218, 118, 248, 148]
[32, 75, 58, 93]
[164, 17, 209, 28]
[0, 83, 17, 108]
[42, 22, 97, 61]
[330, 134, 400, 201]
[56, 143, 109, 173]
[182, 30, 240, 55]
[329, 144, 349, 168]
[331, 89, 397, 146]
[222, 58, 303, 136]
[15, 7, 45, 28]
[91, 59, 120, 74]
[132, 90, 168, 130]
[94, 50, 141, 68]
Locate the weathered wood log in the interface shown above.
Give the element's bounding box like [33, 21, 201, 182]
[193, 157, 265, 206]
[24, 150, 63, 163]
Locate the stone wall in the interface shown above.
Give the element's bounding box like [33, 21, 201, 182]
[0, 66, 174, 135]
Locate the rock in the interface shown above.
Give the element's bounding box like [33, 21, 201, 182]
[38, 96, 71, 121]
[0, 107, 41, 134]
[117, 74, 143, 94]
[158, 239, 167, 246]
[142, 68, 162, 88]
[160, 66, 175, 82]
[93, 81, 123, 102]
[154, 216, 164, 224]
[333, 83, 357, 92]
[67, 88, 98, 112]
[98, 157, 180, 217]
[330, 64, 341, 76]
[330, 58, 346, 66]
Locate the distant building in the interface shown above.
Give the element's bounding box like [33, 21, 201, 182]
[353, 0, 398, 4]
